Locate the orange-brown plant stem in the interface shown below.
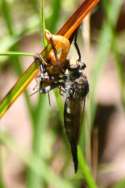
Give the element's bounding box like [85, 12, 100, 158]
[58, 0, 100, 38]
[42, 0, 100, 60]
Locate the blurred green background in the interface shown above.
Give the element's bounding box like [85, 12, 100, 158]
[0, 0, 125, 188]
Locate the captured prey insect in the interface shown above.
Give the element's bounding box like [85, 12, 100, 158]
[36, 29, 85, 93]
[40, 30, 71, 76]
[35, 30, 89, 172]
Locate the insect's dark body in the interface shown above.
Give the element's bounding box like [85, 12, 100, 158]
[64, 73, 89, 171]
[37, 29, 89, 172]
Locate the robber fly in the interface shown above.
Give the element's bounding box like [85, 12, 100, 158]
[64, 70, 89, 172]
[35, 29, 89, 172]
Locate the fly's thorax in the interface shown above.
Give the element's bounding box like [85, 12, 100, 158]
[74, 75, 89, 98]
[64, 75, 89, 100]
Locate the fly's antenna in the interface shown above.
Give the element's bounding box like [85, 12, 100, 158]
[74, 28, 86, 70]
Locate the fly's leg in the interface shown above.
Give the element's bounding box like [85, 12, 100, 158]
[48, 93, 51, 106]
[74, 29, 86, 70]
[59, 85, 66, 96]
[39, 78, 61, 94]
[39, 84, 52, 94]
[74, 29, 81, 62]
[31, 55, 47, 94]
[32, 77, 40, 92]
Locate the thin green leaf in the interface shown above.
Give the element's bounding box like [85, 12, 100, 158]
[40, 0, 47, 47]
[27, 95, 50, 188]
[0, 16, 39, 64]
[31, 0, 38, 11]
[26, 2, 49, 188]
[81, 0, 123, 170]
[0, 51, 35, 57]
[0, 36, 18, 63]
[1, 0, 15, 35]
[48, 0, 62, 32]
[34, 0, 48, 122]
[112, 38, 125, 107]
[88, 0, 122, 125]
[0, 62, 39, 118]
[78, 146, 97, 188]
[1, 0, 35, 120]
[0, 132, 74, 188]
[54, 89, 64, 123]
[0, 147, 6, 188]
[114, 179, 125, 188]
[0, 181, 5, 188]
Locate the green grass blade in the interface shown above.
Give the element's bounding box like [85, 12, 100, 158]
[114, 179, 125, 188]
[0, 51, 35, 57]
[40, 0, 47, 47]
[0, 133, 74, 188]
[26, 2, 50, 187]
[112, 39, 125, 107]
[54, 89, 64, 123]
[88, 0, 122, 125]
[0, 43, 53, 118]
[82, 0, 123, 169]
[34, 0, 48, 121]
[0, 181, 5, 188]
[78, 146, 97, 188]
[1, 0, 35, 120]
[0, 36, 18, 64]
[31, 0, 38, 11]
[0, 147, 6, 188]
[27, 95, 50, 188]
[0, 62, 39, 118]
[48, 0, 62, 32]
[35, 0, 47, 115]
[1, 0, 15, 35]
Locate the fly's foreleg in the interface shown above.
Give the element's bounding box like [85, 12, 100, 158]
[74, 29, 81, 62]
[74, 29, 86, 70]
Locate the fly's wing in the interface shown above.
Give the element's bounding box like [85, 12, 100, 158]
[64, 75, 89, 172]
[64, 97, 85, 172]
